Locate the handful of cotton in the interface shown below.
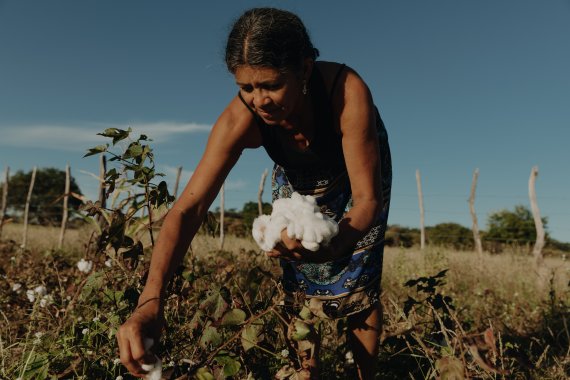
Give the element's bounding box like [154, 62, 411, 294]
[252, 192, 339, 252]
[141, 338, 162, 380]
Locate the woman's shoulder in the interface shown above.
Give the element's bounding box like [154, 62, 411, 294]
[315, 61, 372, 114]
[214, 95, 263, 150]
[315, 61, 369, 96]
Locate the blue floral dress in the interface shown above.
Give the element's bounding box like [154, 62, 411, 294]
[241, 63, 392, 318]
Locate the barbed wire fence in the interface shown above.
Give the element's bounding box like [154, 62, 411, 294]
[0, 161, 567, 266]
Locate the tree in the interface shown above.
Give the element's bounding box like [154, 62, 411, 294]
[426, 223, 473, 250]
[1, 168, 83, 225]
[385, 225, 420, 248]
[241, 201, 272, 231]
[484, 205, 548, 252]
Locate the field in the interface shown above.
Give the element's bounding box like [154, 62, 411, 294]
[0, 223, 569, 379]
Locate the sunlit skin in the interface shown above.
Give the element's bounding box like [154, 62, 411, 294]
[235, 65, 306, 126]
[117, 61, 385, 379]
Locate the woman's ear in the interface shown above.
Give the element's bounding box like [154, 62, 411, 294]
[303, 58, 314, 81]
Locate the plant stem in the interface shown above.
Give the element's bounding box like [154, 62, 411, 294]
[145, 183, 155, 247]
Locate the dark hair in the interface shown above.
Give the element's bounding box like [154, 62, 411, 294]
[225, 8, 319, 74]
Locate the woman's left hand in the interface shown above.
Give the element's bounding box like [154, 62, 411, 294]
[265, 229, 337, 263]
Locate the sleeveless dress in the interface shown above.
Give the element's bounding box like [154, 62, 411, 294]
[239, 63, 392, 319]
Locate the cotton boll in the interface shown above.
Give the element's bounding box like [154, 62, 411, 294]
[286, 220, 305, 241]
[251, 192, 339, 254]
[39, 294, 53, 308]
[26, 290, 36, 303]
[34, 285, 47, 297]
[252, 215, 272, 250]
[142, 338, 162, 380]
[77, 259, 93, 273]
[264, 217, 287, 249]
[301, 224, 317, 244]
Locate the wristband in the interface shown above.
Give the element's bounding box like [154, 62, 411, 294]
[136, 297, 162, 309]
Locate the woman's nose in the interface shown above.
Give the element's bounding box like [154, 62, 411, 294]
[253, 91, 271, 109]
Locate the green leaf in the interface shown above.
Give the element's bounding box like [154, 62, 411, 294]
[299, 306, 313, 321]
[102, 289, 124, 304]
[123, 142, 143, 159]
[241, 323, 263, 351]
[215, 352, 241, 377]
[404, 279, 419, 287]
[81, 272, 105, 300]
[189, 310, 205, 331]
[435, 269, 449, 278]
[290, 320, 311, 341]
[195, 367, 215, 380]
[200, 324, 222, 349]
[220, 309, 246, 326]
[98, 127, 132, 144]
[403, 296, 418, 316]
[84, 144, 108, 157]
[199, 290, 229, 321]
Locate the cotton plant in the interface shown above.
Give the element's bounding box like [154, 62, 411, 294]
[25, 285, 53, 307]
[252, 192, 339, 252]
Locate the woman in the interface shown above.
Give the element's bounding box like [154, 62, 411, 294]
[117, 7, 391, 379]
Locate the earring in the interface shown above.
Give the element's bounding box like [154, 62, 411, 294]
[302, 80, 308, 95]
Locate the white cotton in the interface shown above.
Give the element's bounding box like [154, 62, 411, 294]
[28, 286, 48, 303]
[12, 283, 22, 293]
[34, 285, 47, 297]
[39, 294, 53, 308]
[252, 215, 272, 251]
[252, 192, 339, 253]
[77, 259, 93, 273]
[26, 289, 36, 302]
[142, 337, 162, 380]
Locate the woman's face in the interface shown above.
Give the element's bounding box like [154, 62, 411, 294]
[235, 65, 304, 125]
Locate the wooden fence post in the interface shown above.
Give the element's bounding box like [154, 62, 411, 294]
[219, 182, 225, 250]
[173, 166, 183, 199]
[258, 169, 268, 216]
[96, 154, 107, 228]
[469, 168, 484, 258]
[416, 169, 426, 250]
[58, 164, 71, 249]
[0, 166, 9, 239]
[22, 166, 37, 250]
[529, 166, 545, 266]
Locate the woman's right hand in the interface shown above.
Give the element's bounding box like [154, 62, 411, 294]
[116, 298, 164, 378]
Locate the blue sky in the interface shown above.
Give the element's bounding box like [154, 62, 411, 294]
[1, 0, 569, 242]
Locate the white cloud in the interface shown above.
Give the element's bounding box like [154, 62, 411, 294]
[0, 121, 211, 151]
[160, 165, 247, 194]
[224, 179, 247, 191]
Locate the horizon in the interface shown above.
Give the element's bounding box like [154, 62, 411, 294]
[1, 0, 569, 242]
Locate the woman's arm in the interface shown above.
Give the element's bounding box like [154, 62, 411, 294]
[330, 67, 383, 258]
[117, 96, 259, 377]
[140, 101, 257, 301]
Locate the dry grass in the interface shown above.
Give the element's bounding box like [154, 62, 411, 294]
[1, 226, 568, 378]
[1, 222, 95, 254]
[383, 245, 569, 303]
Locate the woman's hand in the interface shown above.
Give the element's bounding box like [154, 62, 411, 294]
[116, 298, 164, 378]
[265, 229, 338, 263]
